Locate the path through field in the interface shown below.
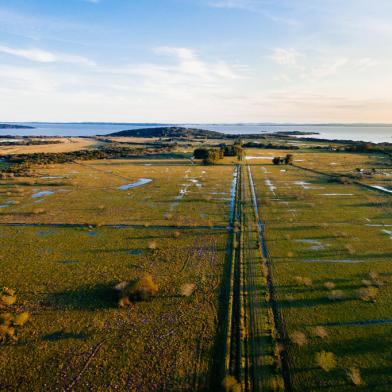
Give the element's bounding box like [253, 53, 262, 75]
[223, 164, 289, 391]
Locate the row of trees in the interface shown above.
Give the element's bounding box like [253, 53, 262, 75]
[194, 144, 244, 164]
[272, 154, 294, 165]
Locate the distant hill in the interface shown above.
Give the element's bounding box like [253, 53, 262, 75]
[106, 127, 225, 139]
[0, 124, 35, 129]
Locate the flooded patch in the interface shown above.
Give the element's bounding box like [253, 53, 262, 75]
[119, 178, 152, 190]
[320, 193, 354, 196]
[128, 249, 143, 255]
[265, 179, 276, 194]
[36, 231, 54, 237]
[0, 204, 9, 209]
[295, 239, 330, 251]
[370, 185, 392, 194]
[86, 231, 97, 236]
[295, 181, 312, 190]
[383, 230, 392, 239]
[245, 156, 273, 160]
[32, 191, 55, 198]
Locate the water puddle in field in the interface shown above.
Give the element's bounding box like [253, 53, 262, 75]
[128, 249, 144, 255]
[383, 230, 392, 239]
[366, 224, 392, 227]
[369, 185, 392, 194]
[0, 204, 9, 208]
[119, 178, 152, 190]
[265, 179, 276, 194]
[295, 239, 330, 251]
[320, 193, 354, 196]
[36, 231, 55, 237]
[304, 259, 366, 263]
[86, 231, 97, 236]
[246, 156, 273, 160]
[295, 181, 312, 189]
[32, 191, 55, 198]
[229, 167, 239, 224]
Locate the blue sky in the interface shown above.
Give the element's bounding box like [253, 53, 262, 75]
[0, 0, 391, 122]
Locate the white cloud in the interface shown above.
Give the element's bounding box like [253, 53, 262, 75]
[0, 44, 95, 66]
[270, 48, 301, 66]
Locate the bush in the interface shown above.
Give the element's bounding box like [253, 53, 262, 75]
[315, 351, 337, 372]
[290, 331, 307, 346]
[357, 286, 379, 302]
[324, 281, 336, 290]
[346, 367, 363, 386]
[222, 375, 241, 392]
[116, 274, 159, 305]
[313, 326, 328, 339]
[0, 288, 30, 343]
[180, 283, 196, 297]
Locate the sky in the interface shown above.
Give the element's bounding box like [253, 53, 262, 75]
[0, 0, 392, 123]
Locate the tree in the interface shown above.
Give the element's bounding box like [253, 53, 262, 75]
[285, 154, 294, 165]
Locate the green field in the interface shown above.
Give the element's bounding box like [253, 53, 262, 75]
[1, 145, 391, 391]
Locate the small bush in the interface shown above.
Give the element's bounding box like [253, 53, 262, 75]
[0, 288, 30, 343]
[268, 375, 285, 391]
[324, 281, 336, 290]
[222, 375, 241, 392]
[357, 286, 378, 302]
[295, 276, 313, 287]
[346, 367, 363, 386]
[313, 326, 328, 339]
[180, 283, 196, 297]
[116, 274, 159, 305]
[315, 351, 337, 372]
[290, 331, 307, 346]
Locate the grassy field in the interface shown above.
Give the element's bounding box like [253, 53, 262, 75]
[249, 154, 392, 391]
[1, 144, 391, 391]
[0, 138, 100, 155]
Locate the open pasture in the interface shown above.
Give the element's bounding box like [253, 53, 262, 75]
[0, 224, 229, 390]
[0, 159, 235, 227]
[0, 138, 100, 155]
[249, 159, 392, 390]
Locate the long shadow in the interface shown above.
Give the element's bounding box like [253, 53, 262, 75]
[50, 283, 117, 311]
[42, 331, 89, 341]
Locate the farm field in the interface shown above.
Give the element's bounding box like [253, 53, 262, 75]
[0, 159, 235, 227]
[1, 142, 391, 391]
[249, 156, 392, 391]
[0, 157, 239, 390]
[0, 138, 100, 155]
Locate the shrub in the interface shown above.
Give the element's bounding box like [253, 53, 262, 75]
[324, 281, 336, 290]
[116, 274, 159, 305]
[295, 276, 313, 287]
[222, 375, 241, 392]
[357, 286, 379, 302]
[180, 283, 196, 297]
[346, 367, 363, 386]
[148, 241, 157, 251]
[290, 331, 307, 346]
[268, 375, 285, 391]
[0, 289, 30, 343]
[314, 326, 328, 339]
[315, 351, 337, 372]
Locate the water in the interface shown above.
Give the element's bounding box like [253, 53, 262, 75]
[0, 122, 391, 143]
[119, 178, 152, 190]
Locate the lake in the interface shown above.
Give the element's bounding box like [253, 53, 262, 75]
[0, 122, 391, 143]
